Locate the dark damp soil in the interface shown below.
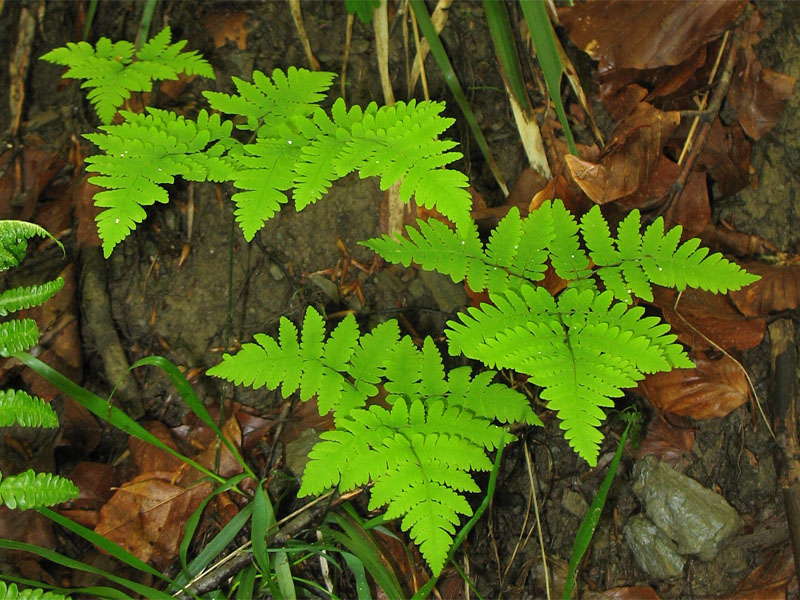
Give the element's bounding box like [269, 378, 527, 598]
[2, 0, 799, 598]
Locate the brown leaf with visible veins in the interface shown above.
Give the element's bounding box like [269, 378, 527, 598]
[652, 287, 765, 352]
[565, 103, 680, 204]
[728, 261, 800, 317]
[638, 352, 749, 419]
[559, 0, 746, 72]
[95, 471, 213, 570]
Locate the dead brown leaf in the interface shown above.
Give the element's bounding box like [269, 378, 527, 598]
[728, 11, 796, 141]
[633, 414, 694, 470]
[560, 0, 746, 72]
[728, 261, 800, 317]
[95, 471, 213, 570]
[638, 351, 750, 419]
[652, 286, 765, 352]
[694, 118, 751, 198]
[699, 222, 777, 257]
[0, 146, 65, 220]
[565, 103, 680, 204]
[203, 12, 249, 50]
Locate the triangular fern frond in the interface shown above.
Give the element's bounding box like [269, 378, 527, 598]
[0, 319, 39, 358]
[0, 278, 64, 317]
[446, 284, 691, 465]
[0, 390, 59, 428]
[211, 306, 538, 574]
[0, 469, 79, 510]
[41, 27, 213, 125]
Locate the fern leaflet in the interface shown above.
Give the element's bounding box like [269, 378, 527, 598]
[0, 469, 79, 510]
[0, 278, 64, 317]
[0, 390, 58, 428]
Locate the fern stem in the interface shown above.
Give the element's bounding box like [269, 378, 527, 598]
[411, 432, 507, 600]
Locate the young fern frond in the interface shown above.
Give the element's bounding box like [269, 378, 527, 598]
[0, 221, 62, 271]
[0, 390, 59, 428]
[41, 27, 213, 125]
[209, 307, 539, 574]
[0, 469, 79, 511]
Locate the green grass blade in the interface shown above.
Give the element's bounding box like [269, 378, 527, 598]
[563, 417, 634, 599]
[338, 551, 372, 600]
[180, 474, 248, 577]
[482, 0, 531, 112]
[409, 0, 509, 195]
[130, 356, 254, 479]
[0, 539, 172, 599]
[519, 0, 578, 155]
[252, 479, 278, 574]
[275, 549, 297, 600]
[169, 500, 254, 592]
[236, 564, 257, 599]
[12, 351, 223, 484]
[37, 507, 168, 582]
[323, 509, 404, 599]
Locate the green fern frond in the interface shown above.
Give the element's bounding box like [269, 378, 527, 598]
[84, 108, 234, 257]
[0, 390, 58, 428]
[41, 27, 213, 125]
[0, 221, 62, 271]
[0, 278, 64, 317]
[0, 319, 39, 358]
[211, 307, 538, 574]
[0, 581, 69, 600]
[446, 284, 691, 464]
[0, 469, 78, 510]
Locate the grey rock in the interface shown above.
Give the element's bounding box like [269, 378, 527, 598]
[632, 456, 743, 561]
[418, 270, 467, 313]
[624, 514, 686, 580]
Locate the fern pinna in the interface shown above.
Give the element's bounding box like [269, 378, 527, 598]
[208, 307, 540, 574]
[365, 201, 759, 465]
[43, 32, 472, 257]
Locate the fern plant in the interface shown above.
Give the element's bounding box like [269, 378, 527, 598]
[209, 306, 541, 574]
[0, 581, 68, 600]
[365, 201, 759, 464]
[0, 221, 79, 511]
[45, 29, 760, 578]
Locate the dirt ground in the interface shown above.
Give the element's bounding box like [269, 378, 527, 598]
[2, 0, 799, 598]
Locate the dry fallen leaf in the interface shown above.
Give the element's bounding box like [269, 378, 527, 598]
[633, 415, 694, 469]
[728, 261, 800, 317]
[638, 351, 750, 419]
[728, 11, 796, 141]
[95, 471, 213, 570]
[560, 0, 746, 72]
[652, 287, 765, 352]
[203, 12, 249, 50]
[565, 103, 680, 204]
